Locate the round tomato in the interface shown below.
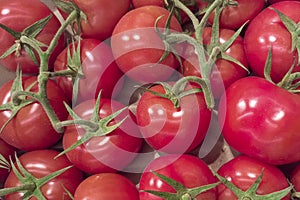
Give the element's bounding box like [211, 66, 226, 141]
[218, 76, 300, 165]
[139, 154, 217, 200]
[217, 155, 290, 200]
[0, 0, 64, 74]
[244, 1, 300, 83]
[4, 150, 84, 200]
[54, 38, 124, 103]
[0, 76, 69, 151]
[62, 98, 142, 174]
[74, 173, 140, 200]
[72, 0, 131, 40]
[0, 139, 16, 185]
[111, 5, 183, 83]
[136, 83, 212, 154]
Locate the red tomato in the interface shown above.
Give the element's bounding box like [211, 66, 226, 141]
[136, 83, 212, 154]
[54, 39, 124, 103]
[111, 5, 183, 83]
[62, 98, 142, 174]
[207, 0, 265, 30]
[131, 0, 164, 8]
[0, 139, 16, 185]
[4, 150, 84, 200]
[218, 76, 300, 165]
[244, 1, 300, 83]
[72, 0, 131, 40]
[182, 27, 249, 98]
[0, 0, 64, 74]
[0, 76, 69, 151]
[217, 155, 290, 200]
[139, 154, 217, 200]
[74, 173, 140, 200]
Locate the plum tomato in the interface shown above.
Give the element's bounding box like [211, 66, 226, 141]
[74, 173, 140, 200]
[217, 155, 290, 200]
[139, 154, 217, 200]
[0, 0, 64, 74]
[111, 5, 183, 83]
[0, 76, 69, 151]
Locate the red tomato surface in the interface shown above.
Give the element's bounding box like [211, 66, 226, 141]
[217, 155, 290, 200]
[0, 139, 16, 185]
[0, 76, 69, 151]
[74, 173, 140, 200]
[136, 83, 212, 154]
[54, 38, 124, 103]
[131, 0, 164, 8]
[72, 0, 131, 40]
[4, 150, 84, 200]
[139, 154, 217, 200]
[218, 76, 300, 165]
[0, 0, 64, 74]
[244, 1, 300, 83]
[111, 5, 183, 83]
[62, 98, 142, 174]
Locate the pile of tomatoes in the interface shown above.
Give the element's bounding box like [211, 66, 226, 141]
[0, 0, 300, 199]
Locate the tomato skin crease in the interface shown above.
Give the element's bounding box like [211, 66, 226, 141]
[219, 76, 300, 165]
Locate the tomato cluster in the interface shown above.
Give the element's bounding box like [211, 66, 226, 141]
[0, 0, 300, 199]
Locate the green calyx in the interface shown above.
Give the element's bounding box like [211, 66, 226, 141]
[0, 153, 72, 200]
[142, 171, 220, 200]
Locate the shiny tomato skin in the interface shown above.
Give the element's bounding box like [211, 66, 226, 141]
[111, 5, 183, 83]
[62, 98, 142, 174]
[139, 154, 217, 200]
[72, 0, 131, 40]
[4, 150, 84, 200]
[136, 83, 212, 154]
[218, 76, 300, 165]
[0, 76, 69, 151]
[208, 0, 265, 30]
[0, 139, 16, 185]
[217, 155, 290, 200]
[244, 1, 300, 83]
[74, 173, 140, 200]
[182, 27, 249, 98]
[0, 0, 64, 74]
[54, 39, 124, 103]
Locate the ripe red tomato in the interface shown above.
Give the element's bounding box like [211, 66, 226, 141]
[4, 150, 84, 200]
[217, 155, 290, 200]
[131, 0, 164, 8]
[54, 38, 124, 103]
[62, 98, 142, 174]
[136, 83, 212, 154]
[218, 76, 300, 165]
[72, 0, 131, 40]
[182, 27, 249, 98]
[207, 0, 265, 30]
[74, 173, 140, 200]
[139, 154, 217, 200]
[0, 139, 16, 185]
[0, 76, 69, 151]
[244, 1, 300, 83]
[0, 0, 64, 74]
[111, 5, 183, 83]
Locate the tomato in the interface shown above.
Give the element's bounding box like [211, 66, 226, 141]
[111, 5, 183, 83]
[136, 83, 212, 154]
[218, 76, 300, 165]
[54, 38, 124, 103]
[217, 155, 290, 199]
[62, 98, 143, 174]
[4, 150, 84, 200]
[0, 76, 69, 151]
[0, 0, 64, 74]
[131, 0, 164, 8]
[139, 154, 217, 200]
[72, 0, 131, 41]
[244, 1, 300, 83]
[182, 27, 249, 98]
[207, 0, 265, 30]
[74, 173, 140, 200]
[0, 139, 16, 185]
